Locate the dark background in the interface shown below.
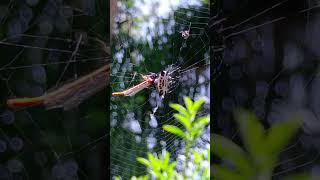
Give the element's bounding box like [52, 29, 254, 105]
[0, 0, 109, 179]
[212, 0, 320, 179]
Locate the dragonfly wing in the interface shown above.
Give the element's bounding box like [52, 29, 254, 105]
[45, 64, 109, 110]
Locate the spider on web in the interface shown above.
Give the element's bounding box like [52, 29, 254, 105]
[112, 65, 180, 98]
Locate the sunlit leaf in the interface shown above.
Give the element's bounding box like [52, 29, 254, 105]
[192, 98, 205, 114]
[168, 161, 176, 173]
[207, 148, 210, 162]
[147, 153, 158, 170]
[170, 103, 187, 115]
[173, 114, 191, 129]
[136, 157, 150, 167]
[194, 150, 201, 164]
[190, 128, 203, 140]
[152, 170, 162, 179]
[163, 125, 186, 139]
[162, 151, 170, 169]
[193, 116, 210, 127]
[183, 96, 193, 112]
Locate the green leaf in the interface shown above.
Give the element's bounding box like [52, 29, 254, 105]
[213, 164, 247, 180]
[167, 161, 176, 175]
[192, 98, 205, 113]
[265, 119, 300, 156]
[163, 125, 186, 139]
[148, 153, 158, 170]
[190, 128, 204, 140]
[136, 157, 150, 167]
[162, 151, 170, 169]
[212, 134, 252, 177]
[189, 116, 209, 140]
[193, 116, 210, 127]
[193, 150, 201, 164]
[173, 114, 191, 129]
[183, 96, 193, 112]
[152, 170, 163, 179]
[234, 109, 265, 161]
[169, 103, 187, 115]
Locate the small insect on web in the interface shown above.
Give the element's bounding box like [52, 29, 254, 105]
[179, 22, 191, 40]
[112, 65, 180, 99]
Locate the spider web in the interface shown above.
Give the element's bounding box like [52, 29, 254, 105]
[212, 0, 320, 178]
[110, 0, 210, 179]
[0, 0, 109, 179]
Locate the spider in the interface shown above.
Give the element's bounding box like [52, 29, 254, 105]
[112, 65, 179, 98]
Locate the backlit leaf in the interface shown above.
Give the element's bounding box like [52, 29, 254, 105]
[183, 96, 193, 113]
[163, 125, 186, 139]
[173, 114, 191, 129]
[170, 103, 187, 115]
[192, 98, 205, 114]
[136, 157, 150, 167]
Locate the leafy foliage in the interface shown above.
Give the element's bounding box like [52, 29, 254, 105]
[135, 151, 179, 180]
[165, 97, 209, 142]
[116, 97, 210, 180]
[212, 109, 312, 180]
